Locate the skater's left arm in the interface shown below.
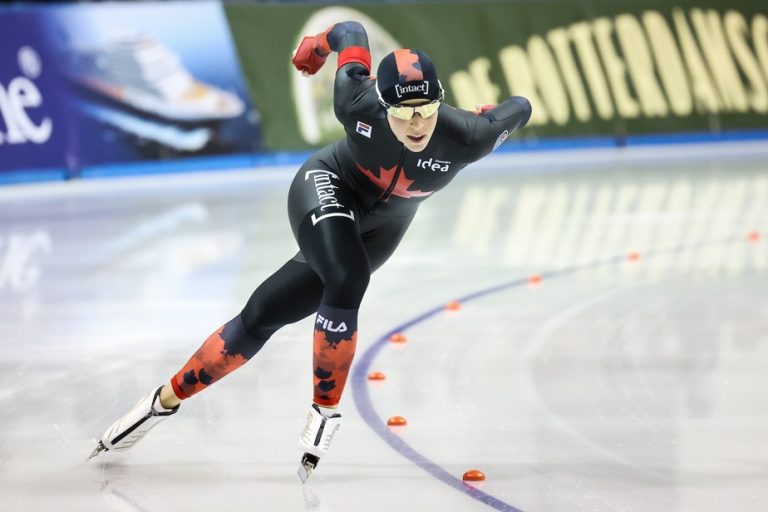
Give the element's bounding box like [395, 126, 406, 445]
[465, 96, 533, 162]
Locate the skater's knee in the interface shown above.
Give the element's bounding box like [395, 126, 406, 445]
[238, 309, 281, 343]
[321, 264, 370, 307]
[223, 314, 269, 358]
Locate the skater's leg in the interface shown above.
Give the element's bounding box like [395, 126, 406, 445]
[294, 215, 370, 408]
[285, 162, 371, 477]
[92, 260, 325, 458]
[95, 156, 341, 459]
[166, 259, 324, 402]
[167, 315, 261, 401]
[287, 163, 415, 477]
[302, 214, 415, 409]
[292, 215, 368, 477]
[288, 163, 370, 409]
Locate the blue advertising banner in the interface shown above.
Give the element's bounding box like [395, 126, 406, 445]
[0, 1, 261, 180]
[0, 10, 68, 180]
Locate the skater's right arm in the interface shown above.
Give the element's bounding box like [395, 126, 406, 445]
[290, 22, 372, 119]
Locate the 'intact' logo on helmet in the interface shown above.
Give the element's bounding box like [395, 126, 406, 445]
[395, 82, 429, 98]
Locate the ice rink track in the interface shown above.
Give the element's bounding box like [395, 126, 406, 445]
[1, 141, 767, 511]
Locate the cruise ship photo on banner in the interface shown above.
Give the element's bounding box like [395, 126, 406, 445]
[71, 33, 245, 123]
[41, 0, 260, 162]
[64, 32, 247, 153]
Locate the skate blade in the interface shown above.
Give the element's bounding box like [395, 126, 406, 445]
[297, 462, 312, 483]
[86, 441, 107, 461]
[297, 452, 319, 483]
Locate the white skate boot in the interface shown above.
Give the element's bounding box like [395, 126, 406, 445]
[87, 386, 179, 460]
[297, 404, 341, 482]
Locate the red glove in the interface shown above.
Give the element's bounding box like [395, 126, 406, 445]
[291, 28, 333, 76]
[473, 104, 496, 115]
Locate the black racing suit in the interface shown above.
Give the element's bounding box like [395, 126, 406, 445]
[169, 22, 531, 407]
[242, 23, 531, 341]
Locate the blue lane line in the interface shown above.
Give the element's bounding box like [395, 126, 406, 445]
[349, 266, 611, 511]
[351, 304, 524, 512]
[350, 237, 748, 511]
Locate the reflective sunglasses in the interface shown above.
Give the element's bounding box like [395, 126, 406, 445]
[385, 100, 442, 121]
[376, 80, 445, 121]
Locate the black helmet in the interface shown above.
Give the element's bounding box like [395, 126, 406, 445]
[375, 48, 444, 107]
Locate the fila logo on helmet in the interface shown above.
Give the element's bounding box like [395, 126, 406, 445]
[316, 314, 348, 333]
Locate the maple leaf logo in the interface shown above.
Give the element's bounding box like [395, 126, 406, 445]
[355, 163, 433, 199]
[394, 49, 424, 82]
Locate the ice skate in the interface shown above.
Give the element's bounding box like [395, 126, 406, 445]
[88, 386, 179, 460]
[296, 404, 341, 482]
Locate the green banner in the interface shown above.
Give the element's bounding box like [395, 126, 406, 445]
[226, 1, 768, 150]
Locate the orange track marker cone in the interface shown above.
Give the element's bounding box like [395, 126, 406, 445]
[387, 416, 407, 427]
[463, 469, 486, 482]
[445, 300, 461, 311]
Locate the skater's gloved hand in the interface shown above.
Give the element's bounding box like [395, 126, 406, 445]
[473, 104, 497, 115]
[291, 27, 333, 76]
